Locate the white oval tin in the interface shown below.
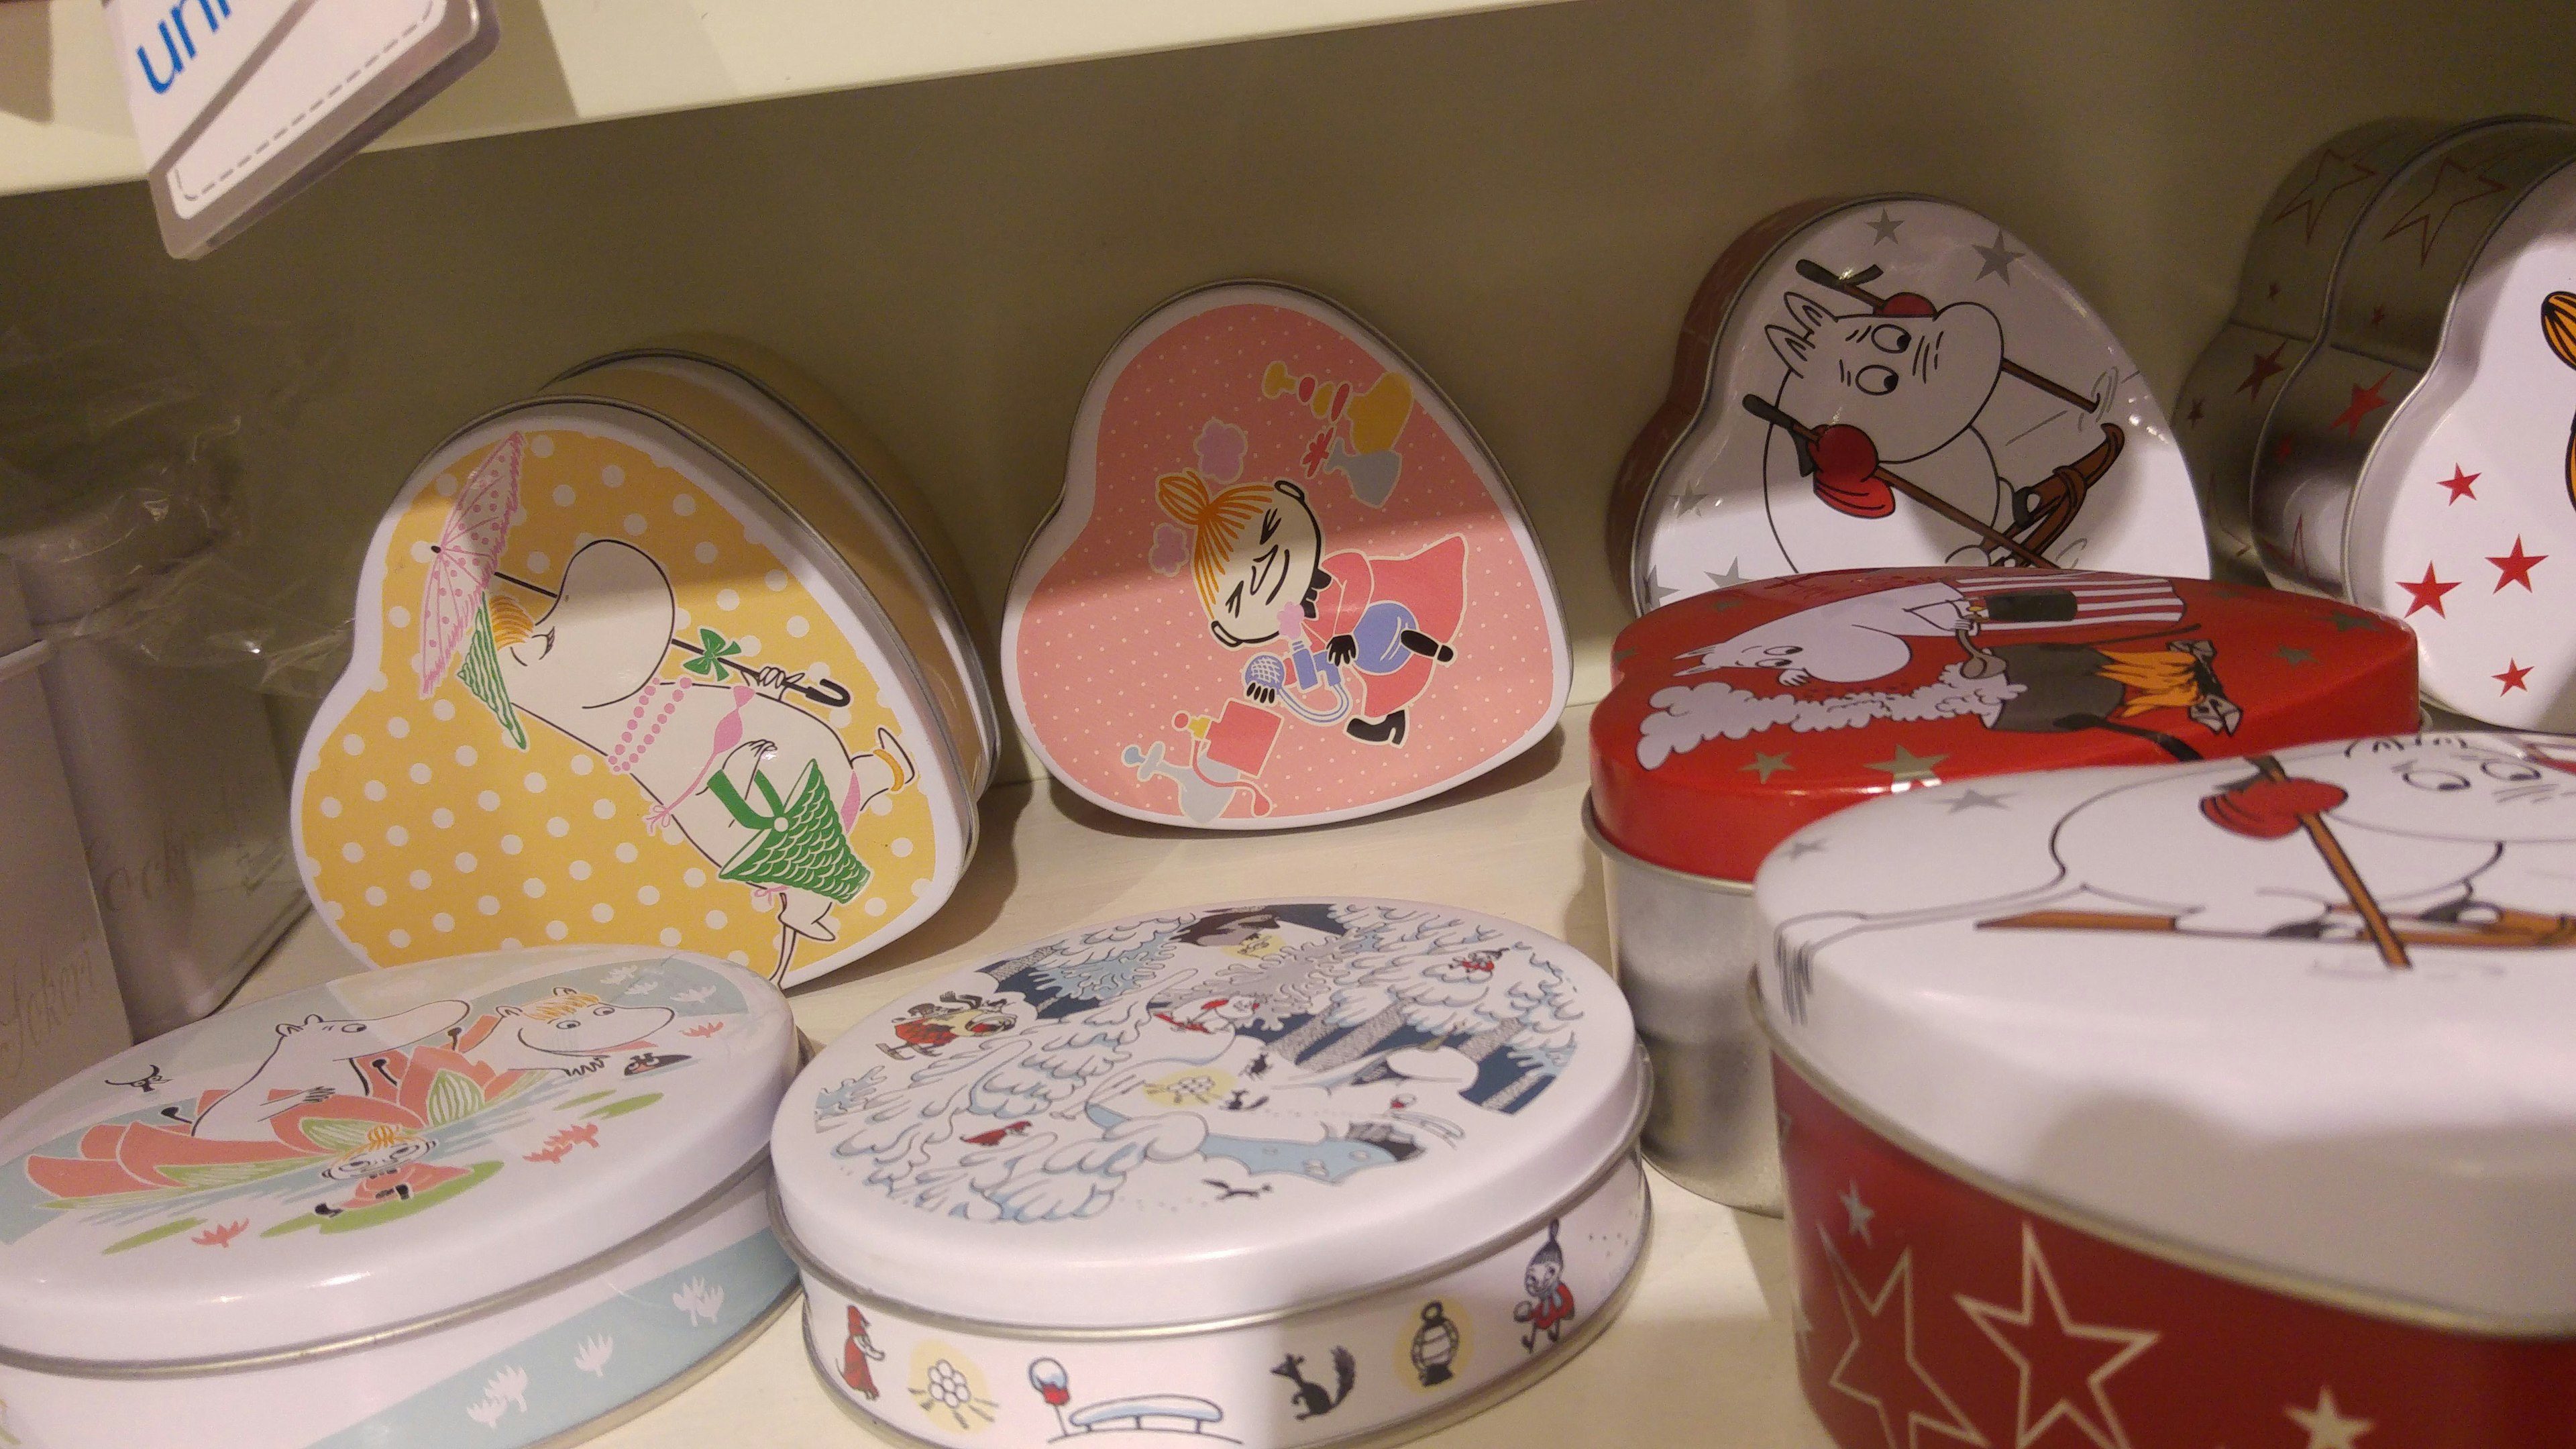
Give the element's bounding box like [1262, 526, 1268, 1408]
[1611, 194, 2208, 610]
[771, 899, 1649, 1448]
[294, 343, 993, 985]
[0, 944, 797, 1448]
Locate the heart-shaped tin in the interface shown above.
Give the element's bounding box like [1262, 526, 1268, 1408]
[2171, 117, 2453, 580]
[1611, 195, 2209, 611]
[1757, 733, 2576, 1446]
[2246, 117, 2576, 728]
[1003, 283, 1569, 828]
[295, 344, 993, 986]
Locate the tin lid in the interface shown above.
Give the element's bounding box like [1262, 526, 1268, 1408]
[1589, 568, 2420, 881]
[1756, 732, 2576, 1323]
[294, 392, 977, 987]
[772, 899, 1642, 1330]
[1611, 195, 2208, 614]
[0, 945, 792, 1364]
[2345, 155, 2576, 727]
[1003, 281, 1571, 830]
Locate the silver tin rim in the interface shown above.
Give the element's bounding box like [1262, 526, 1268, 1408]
[1621, 191, 1947, 614]
[1751, 972, 2576, 1341]
[0, 1150, 774, 1379]
[771, 1049, 1651, 1342]
[795, 1191, 1652, 1449]
[453, 391, 981, 873]
[1580, 793, 1753, 896]
[555, 346, 1004, 798]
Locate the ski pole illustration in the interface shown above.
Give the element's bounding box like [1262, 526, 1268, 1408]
[489, 569, 854, 708]
[1739, 396, 2053, 568]
[1793, 260, 2103, 411]
[2249, 753, 2410, 969]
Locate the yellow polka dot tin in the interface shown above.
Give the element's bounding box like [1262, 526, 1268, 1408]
[294, 344, 995, 986]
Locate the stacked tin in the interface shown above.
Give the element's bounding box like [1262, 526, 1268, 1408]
[1586, 567, 2422, 1209]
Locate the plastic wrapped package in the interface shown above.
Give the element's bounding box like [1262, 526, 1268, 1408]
[0, 322, 318, 1036]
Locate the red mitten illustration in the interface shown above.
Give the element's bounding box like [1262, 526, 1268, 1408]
[1810, 424, 1894, 518]
[2200, 776, 2349, 839]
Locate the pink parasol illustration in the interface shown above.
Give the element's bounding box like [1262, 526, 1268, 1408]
[417, 432, 525, 698]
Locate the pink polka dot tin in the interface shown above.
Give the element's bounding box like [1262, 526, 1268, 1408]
[1002, 283, 1570, 829]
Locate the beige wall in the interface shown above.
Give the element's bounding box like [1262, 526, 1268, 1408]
[1, 0, 2569, 784]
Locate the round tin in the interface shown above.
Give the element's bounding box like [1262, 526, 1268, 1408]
[2169, 117, 2451, 582]
[1610, 195, 2208, 612]
[294, 343, 993, 985]
[1586, 567, 2420, 1210]
[2250, 117, 2576, 610]
[771, 899, 1648, 1449]
[1755, 732, 2576, 1445]
[1002, 282, 1570, 830]
[0, 945, 798, 1448]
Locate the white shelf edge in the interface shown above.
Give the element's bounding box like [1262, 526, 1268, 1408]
[0, 0, 1575, 202]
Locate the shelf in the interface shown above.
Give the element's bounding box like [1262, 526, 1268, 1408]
[0, 0, 1567, 201]
[233, 702, 1833, 1448]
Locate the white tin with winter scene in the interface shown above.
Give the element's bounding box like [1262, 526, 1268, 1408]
[770, 898, 1650, 1449]
[0, 944, 797, 1448]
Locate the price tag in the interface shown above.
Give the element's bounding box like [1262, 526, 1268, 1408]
[105, 0, 498, 258]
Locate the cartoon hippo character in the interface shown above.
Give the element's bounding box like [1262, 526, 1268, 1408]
[452, 986, 677, 1076]
[1772, 735, 2576, 998]
[312, 1130, 470, 1218]
[1682, 579, 1984, 686]
[485, 540, 914, 978]
[1760, 291, 2121, 570]
[188, 1000, 472, 1144]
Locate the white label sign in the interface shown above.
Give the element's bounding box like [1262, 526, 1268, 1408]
[103, 0, 494, 256]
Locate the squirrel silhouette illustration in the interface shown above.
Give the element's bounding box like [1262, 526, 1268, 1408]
[1272, 1347, 1356, 1419]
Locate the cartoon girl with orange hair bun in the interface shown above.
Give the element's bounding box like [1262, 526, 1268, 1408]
[1157, 470, 1466, 747]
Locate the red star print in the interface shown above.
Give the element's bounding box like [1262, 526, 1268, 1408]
[2235, 341, 2288, 400]
[2265, 280, 2282, 300]
[2489, 537, 2546, 591]
[2398, 564, 2458, 616]
[2328, 372, 2394, 435]
[2381, 154, 2510, 265]
[2497, 660, 2533, 694]
[2435, 466, 2479, 502]
[2186, 397, 2205, 425]
[2369, 304, 2386, 327]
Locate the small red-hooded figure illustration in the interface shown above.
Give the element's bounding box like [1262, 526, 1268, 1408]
[842, 1306, 885, 1399]
[1512, 1219, 1576, 1352]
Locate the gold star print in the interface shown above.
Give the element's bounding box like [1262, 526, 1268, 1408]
[1867, 745, 1947, 786]
[2285, 1388, 2373, 1449]
[1953, 1224, 2157, 1449]
[1742, 751, 1794, 783]
[1826, 1241, 1989, 1449]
